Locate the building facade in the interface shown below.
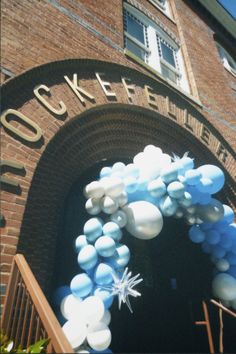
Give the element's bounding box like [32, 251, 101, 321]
[1, 0, 236, 352]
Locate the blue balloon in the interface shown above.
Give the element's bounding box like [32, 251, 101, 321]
[227, 265, 236, 278]
[189, 225, 205, 243]
[84, 218, 103, 243]
[178, 191, 192, 208]
[206, 230, 221, 245]
[197, 164, 225, 194]
[196, 177, 213, 193]
[100, 167, 112, 178]
[200, 222, 214, 231]
[108, 244, 130, 268]
[75, 235, 88, 253]
[197, 192, 211, 205]
[180, 156, 194, 172]
[53, 286, 71, 306]
[211, 245, 226, 259]
[185, 169, 202, 186]
[94, 263, 114, 285]
[167, 181, 185, 199]
[137, 176, 149, 191]
[124, 163, 139, 179]
[160, 165, 179, 184]
[103, 222, 122, 241]
[186, 185, 200, 204]
[70, 273, 93, 298]
[214, 205, 235, 230]
[77, 245, 98, 270]
[201, 240, 212, 253]
[225, 252, 236, 266]
[95, 236, 116, 257]
[124, 176, 138, 193]
[93, 286, 114, 309]
[148, 178, 167, 198]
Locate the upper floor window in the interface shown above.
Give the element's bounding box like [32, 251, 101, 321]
[148, 0, 172, 18]
[124, 4, 189, 92]
[216, 43, 236, 77]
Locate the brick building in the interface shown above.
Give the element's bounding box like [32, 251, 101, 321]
[1, 0, 236, 352]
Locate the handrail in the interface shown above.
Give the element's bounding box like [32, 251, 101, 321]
[1, 254, 74, 353]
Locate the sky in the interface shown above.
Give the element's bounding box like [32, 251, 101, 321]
[218, 0, 236, 19]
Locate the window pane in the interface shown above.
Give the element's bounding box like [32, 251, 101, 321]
[126, 38, 146, 60]
[161, 64, 177, 83]
[161, 42, 175, 67]
[126, 13, 145, 44]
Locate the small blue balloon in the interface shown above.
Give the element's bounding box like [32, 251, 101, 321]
[53, 286, 71, 306]
[159, 195, 178, 216]
[206, 230, 221, 245]
[197, 164, 225, 194]
[196, 177, 213, 194]
[178, 191, 192, 207]
[108, 244, 130, 268]
[186, 185, 200, 204]
[225, 252, 236, 266]
[227, 265, 236, 278]
[167, 181, 185, 199]
[147, 178, 167, 198]
[211, 245, 226, 259]
[100, 167, 112, 178]
[77, 245, 98, 270]
[201, 241, 213, 254]
[180, 156, 194, 172]
[197, 192, 211, 205]
[185, 169, 202, 186]
[70, 273, 93, 298]
[84, 218, 103, 243]
[103, 222, 122, 241]
[75, 235, 88, 253]
[160, 165, 178, 184]
[95, 236, 116, 257]
[124, 176, 138, 193]
[137, 176, 149, 191]
[94, 263, 114, 285]
[93, 286, 114, 309]
[189, 225, 205, 243]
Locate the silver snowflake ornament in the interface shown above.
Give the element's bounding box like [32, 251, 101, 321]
[104, 268, 143, 313]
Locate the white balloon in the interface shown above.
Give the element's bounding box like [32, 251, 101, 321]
[101, 196, 118, 214]
[123, 201, 163, 239]
[62, 318, 87, 349]
[110, 210, 127, 228]
[87, 322, 111, 351]
[85, 198, 102, 215]
[100, 310, 111, 325]
[114, 191, 128, 207]
[60, 294, 82, 320]
[85, 181, 104, 199]
[79, 296, 105, 325]
[104, 176, 125, 198]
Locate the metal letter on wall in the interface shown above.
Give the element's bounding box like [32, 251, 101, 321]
[1, 109, 42, 143]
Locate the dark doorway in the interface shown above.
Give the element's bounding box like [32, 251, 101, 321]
[51, 161, 234, 353]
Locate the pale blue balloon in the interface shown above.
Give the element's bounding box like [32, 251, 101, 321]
[189, 225, 205, 243]
[75, 235, 88, 253]
[185, 169, 202, 186]
[214, 205, 235, 230]
[100, 166, 112, 178]
[216, 258, 230, 272]
[137, 176, 149, 191]
[160, 165, 179, 184]
[84, 218, 103, 243]
[159, 195, 178, 216]
[95, 236, 116, 257]
[186, 185, 199, 204]
[108, 244, 130, 268]
[206, 230, 221, 245]
[167, 181, 185, 199]
[77, 245, 98, 270]
[212, 273, 236, 301]
[124, 163, 139, 178]
[93, 286, 114, 309]
[180, 156, 194, 172]
[147, 178, 167, 198]
[112, 162, 125, 172]
[178, 191, 192, 207]
[196, 177, 213, 193]
[197, 164, 225, 194]
[70, 273, 93, 298]
[103, 222, 122, 241]
[94, 263, 114, 285]
[197, 192, 211, 205]
[124, 176, 138, 193]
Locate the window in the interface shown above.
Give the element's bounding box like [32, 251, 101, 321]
[216, 43, 236, 76]
[124, 4, 189, 92]
[148, 0, 172, 17]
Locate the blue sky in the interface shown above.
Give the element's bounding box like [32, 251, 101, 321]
[218, 0, 236, 19]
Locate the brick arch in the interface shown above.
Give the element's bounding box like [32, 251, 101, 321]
[17, 103, 233, 295]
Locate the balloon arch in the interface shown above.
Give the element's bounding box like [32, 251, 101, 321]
[53, 145, 236, 353]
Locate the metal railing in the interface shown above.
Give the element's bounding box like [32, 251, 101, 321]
[1, 254, 73, 353]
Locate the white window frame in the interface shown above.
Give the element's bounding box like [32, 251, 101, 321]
[124, 3, 190, 93]
[216, 43, 236, 77]
[148, 0, 172, 19]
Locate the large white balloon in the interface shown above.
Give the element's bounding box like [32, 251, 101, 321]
[87, 322, 111, 351]
[123, 201, 163, 239]
[62, 318, 87, 349]
[79, 296, 105, 326]
[60, 294, 82, 320]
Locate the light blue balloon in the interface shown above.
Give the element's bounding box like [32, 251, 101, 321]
[75, 235, 88, 253]
[186, 185, 199, 204]
[103, 222, 122, 241]
[159, 195, 178, 216]
[84, 218, 103, 243]
[77, 245, 98, 270]
[95, 236, 116, 257]
[185, 169, 202, 186]
[124, 176, 138, 193]
[137, 176, 149, 191]
[214, 205, 235, 231]
[112, 162, 125, 172]
[147, 178, 166, 198]
[100, 166, 112, 178]
[178, 191, 192, 207]
[167, 181, 185, 199]
[53, 286, 71, 306]
[108, 244, 130, 268]
[93, 286, 114, 309]
[70, 273, 93, 298]
[212, 273, 236, 301]
[206, 230, 221, 245]
[197, 164, 225, 194]
[216, 258, 230, 272]
[180, 156, 194, 172]
[189, 225, 205, 243]
[196, 177, 213, 193]
[94, 263, 114, 285]
[160, 165, 179, 184]
[124, 163, 139, 178]
[197, 192, 211, 205]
